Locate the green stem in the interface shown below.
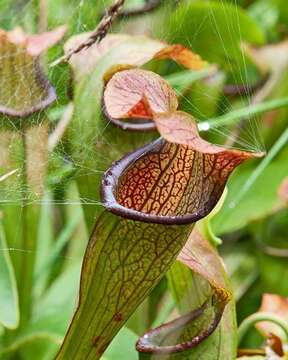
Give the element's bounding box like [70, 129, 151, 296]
[198, 96, 288, 131]
[19, 202, 39, 327]
[238, 312, 288, 344]
[229, 127, 288, 207]
[19, 121, 48, 327]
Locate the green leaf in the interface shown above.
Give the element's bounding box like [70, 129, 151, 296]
[168, 262, 207, 314]
[0, 222, 19, 329]
[33, 192, 54, 300]
[57, 126, 252, 359]
[223, 244, 258, 301]
[126, 277, 168, 335]
[165, 1, 265, 81]
[47, 0, 104, 33]
[0, 0, 37, 32]
[255, 211, 288, 296]
[273, 0, 288, 27]
[56, 211, 193, 360]
[34, 206, 82, 283]
[31, 263, 82, 339]
[0, 333, 61, 360]
[198, 96, 288, 131]
[103, 327, 138, 360]
[179, 70, 225, 121]
[248, 0, 279, 41]
[0, 262, 81, 358]
[212, 146, 288, 234]
[165, 66, 218, 95]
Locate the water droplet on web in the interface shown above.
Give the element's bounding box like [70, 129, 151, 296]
[198, 121, 210, 132]
[228, 201, 235, 209]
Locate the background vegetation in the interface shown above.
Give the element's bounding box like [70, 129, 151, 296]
[0, 0, 287, 359]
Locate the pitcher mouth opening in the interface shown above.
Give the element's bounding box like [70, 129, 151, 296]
[101, 138, 232, 225]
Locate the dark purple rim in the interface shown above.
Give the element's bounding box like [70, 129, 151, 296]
[101, 137, 225, 225]
[0, 59, 56, 118]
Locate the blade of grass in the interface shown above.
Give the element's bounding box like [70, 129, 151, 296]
[198, 96, 288, 131]
[165, 66, 217, 92]
[19, 121, 48, 327]
[34, 210, 82, 282]
[33, 192, 54, 299]
[229, 127, 288, 208]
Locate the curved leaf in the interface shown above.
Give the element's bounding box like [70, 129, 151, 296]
[136, 229, 234, 357]
[256, 294, 288, 340]
[166, 265, 237, 360]
[103, 68, 178, 131]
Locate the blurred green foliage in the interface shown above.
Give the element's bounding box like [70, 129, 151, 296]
[0, 0, 287, 359]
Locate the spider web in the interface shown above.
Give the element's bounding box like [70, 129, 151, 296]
[0, 0, 266, 311]
[0, 0, 263, 258]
